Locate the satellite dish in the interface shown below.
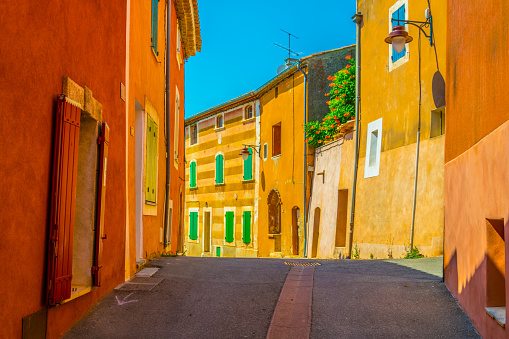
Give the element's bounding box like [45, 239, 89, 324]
[276, 64, 288, 74]
[432, 71, 446, 108]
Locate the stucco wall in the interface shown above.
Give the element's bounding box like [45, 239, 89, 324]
[0, 1, 127, 337]
[308, 139, 343, 258]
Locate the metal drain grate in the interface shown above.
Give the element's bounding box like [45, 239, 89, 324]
[284, 262, 321, 267]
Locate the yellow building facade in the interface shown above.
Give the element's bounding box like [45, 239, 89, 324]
[348, 0, 447, 258]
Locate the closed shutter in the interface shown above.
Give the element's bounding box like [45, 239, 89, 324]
[145, 116, 157, 203]
[151, 0, 159, 54]
[216, 154, 223, 184]
[47, 96, 81, 305]
[190, 161, 197, 188]
[225, 211, 234, 242]
[243, 211, 251, 244]
[392, 5, 406, 62]
[273, 125, 281, 156]
[189, 212, 198, 240]
[243, 149, 252, 180]
[93, 122, 109, 287]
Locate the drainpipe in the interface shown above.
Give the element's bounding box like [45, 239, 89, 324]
[348, 11, 362, 259]
[296, 63, 308, 257]
[163, 0, 172, 247]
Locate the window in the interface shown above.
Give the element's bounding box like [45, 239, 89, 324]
[151, 0, 159, 56]
[189, 160, 197, 188]
[272, 123, 281, 157]
[176, 24, 182, 64]
[216, 114, 224, 129]
[215, 153, 224, 184]
[245, 105, 253, 120]
[190, 124, 198, 146]
[275, 86, 279, 98]
[145, 115, 158, 203]
[243, 148, 253, 181]
[430, 106, 445, 138]
[174, 88, 180, 161]
[189, 210, 198, 240]
[263, 143, 268, 161]
[389, 1, 409, 70]
[225, 210, 235, 243]
[364, 118, 382, 178]
[242, 211, 251, 244]
[486, 218, 506, 327]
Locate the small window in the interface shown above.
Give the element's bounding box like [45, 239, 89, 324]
[242, 211, 251, 244]
[216, 114, 224, 129]
[364, 118, 382, 178]
[263, 143, 268, 161]
[215, 154, 224, 184]
[245, 105, 253, 120]
[275, 87, 279, 98]
[243, 148, 253, 181]
[225, 211, 235, 243]
[391, 4, 406, 63]
[189, 210, 198, 240]
[190, 124, 198, 146]
[272, 123, 281, 157]
[389, 0, 409, 71]
[190, 160, 197, 188]
[151, 0, 159, 56]
[430, 106, 445, 138]
[145, 115, 158, 203]
[174, 89, 180, 160]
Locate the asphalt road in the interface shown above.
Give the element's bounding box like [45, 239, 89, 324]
[64, 257, 479, 339]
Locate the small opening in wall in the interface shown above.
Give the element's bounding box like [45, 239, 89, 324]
[486, 218, 506, 328]
[275, 86, 279, 98]
[368, 130, 378, 167]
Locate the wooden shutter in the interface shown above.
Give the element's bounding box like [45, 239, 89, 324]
[93, 122, 109, 287]
[243, 149, 252, 180]
[190, 161, 197, 188]
[273, 125, 281, 156]
[216, 154, 223, 184]
[47, 96, 81, 305]
[151, 0, 159, 54]
[145, 116, 157, 203]
[392, 5, 406, 62]
[189, 212, 198, 240]
[243, 211, 251, 243]
[225, 211, 234, 242]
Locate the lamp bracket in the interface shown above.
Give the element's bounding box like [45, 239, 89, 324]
[393, 17, 433, 45]
[242, 144, 261, 156]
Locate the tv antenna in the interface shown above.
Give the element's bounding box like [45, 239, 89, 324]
[273, 29, 300, 61]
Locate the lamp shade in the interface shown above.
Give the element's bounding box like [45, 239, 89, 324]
[384, 25, 413, 51]
[240, 146, 250, 161]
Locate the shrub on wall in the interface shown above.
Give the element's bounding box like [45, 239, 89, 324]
[305, 56, 356, 148]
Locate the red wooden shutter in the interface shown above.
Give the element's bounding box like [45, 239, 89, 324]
[47, 95, 81, 305]
[93, 122, 109, 286]
[273, 125, 281, 156]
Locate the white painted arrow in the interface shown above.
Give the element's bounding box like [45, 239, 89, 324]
[115, 293, 138, 306]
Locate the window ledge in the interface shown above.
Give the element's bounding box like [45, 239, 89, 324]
[189, 187, 198, 191]
[243, 117, 255, 124]
[145, 201, 157, 206]
[242, 179, 255, 183]
[272, 155, 281, 160]
[189, 142, 198, 147]
[215, 126, 225, 132]
[486, 307, 506, 328]
[151, 46, 160, 62]
[215, 183, 225, 186]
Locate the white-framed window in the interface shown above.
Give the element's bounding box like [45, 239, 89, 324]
[190, 123, 198, 146]
[188, 207, 200, 243]
[215, 152, 224, 185]
[176, 23, 183, 65]
[244, 105, 254, 120]
[215, 113, 224, 130]
[224, 207, 236, 245]
[263, 143, 268, 161]
[364, 118, 382, 178]
[389, 0, 409, 71]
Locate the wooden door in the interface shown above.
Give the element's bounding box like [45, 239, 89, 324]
[312, 207, 321, 258]
[204, 211, 211, 252]
[292, 207, 299, 255]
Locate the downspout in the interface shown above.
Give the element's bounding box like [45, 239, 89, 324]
[348, 11, 362, 259]
[163, 0, 172, 247]
[296, 63, 308, 257]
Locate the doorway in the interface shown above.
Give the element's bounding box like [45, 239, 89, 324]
[268, 189, 282, 253]
[336, 190, 348, 247]
[292, 207, 300, 255]
[203, 210, 211, 253]
[312, 207, 321, 258]
[135, 100, 145, 260]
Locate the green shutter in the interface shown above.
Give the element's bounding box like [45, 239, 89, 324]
[190, 161, 197, 188]
[151, 0, 159, 55]
[216, 154, 223, 184]
[145, 116, 157, 203]
[243, 211, 251, 243]
[243, 149, 253, 180]
[189, 212, 198, 240]
[225, 211, 234, 242]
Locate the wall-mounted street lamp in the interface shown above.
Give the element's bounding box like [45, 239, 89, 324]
[239, 144, 260, 161]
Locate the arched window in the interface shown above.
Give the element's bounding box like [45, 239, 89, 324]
[216, 114, 224, 129]
[245, 105, 253, 120]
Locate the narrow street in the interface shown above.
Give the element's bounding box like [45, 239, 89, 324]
[64, 257, 479, 339]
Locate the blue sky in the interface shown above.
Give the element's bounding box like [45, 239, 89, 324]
[184, 1, 356, 118]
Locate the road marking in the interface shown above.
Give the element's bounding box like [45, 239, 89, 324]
[115, 293, 138, 305]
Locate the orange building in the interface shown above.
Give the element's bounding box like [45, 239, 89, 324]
[444, 1, 509, 337]
[126, 0, 201, 277]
